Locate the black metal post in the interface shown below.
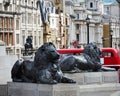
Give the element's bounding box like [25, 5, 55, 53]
[110, 34, 112, 47]
[87, 23, 89, 44]
[86, 16, 90, 44]
[117, 0, 120, 49]
[119, 3, 120, 49]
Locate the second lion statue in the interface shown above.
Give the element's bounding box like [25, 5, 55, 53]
[59, 42, 102, 72]
[11, 42, 76, 84]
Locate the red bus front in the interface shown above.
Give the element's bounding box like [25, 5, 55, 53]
[102, 48, 120, 69]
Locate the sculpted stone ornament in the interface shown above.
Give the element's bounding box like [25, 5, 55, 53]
[11, 42, 76, 84]
[59, 42, 102, 72]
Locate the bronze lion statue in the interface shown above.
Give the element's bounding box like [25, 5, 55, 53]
[11, 42, 76, 84]
[59, 42, 102, 72]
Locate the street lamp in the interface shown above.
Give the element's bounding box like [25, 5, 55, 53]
[116, 0, 120, 49]
[86, 15, 90, 44]
[110, 30, 113, 47]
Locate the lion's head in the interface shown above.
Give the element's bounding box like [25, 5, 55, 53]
[83, 42, 102, 61]
[83, 42, 102, 71]
[34, 42, 60, 68]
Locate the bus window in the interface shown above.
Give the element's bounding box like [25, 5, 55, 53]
[102, 52, 113, 57]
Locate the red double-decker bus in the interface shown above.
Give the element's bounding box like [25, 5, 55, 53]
[57, 48, 120, 70]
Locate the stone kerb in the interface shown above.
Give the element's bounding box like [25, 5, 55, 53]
[8, 82, 79, 96]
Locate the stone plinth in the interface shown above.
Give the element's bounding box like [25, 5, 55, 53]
[0, 85, 7, 96]
[102, 71, 119, 83]
[64, 71, 119, 85]
[8, 82, 79, 96]
[79, 83, 120, 96]
[111, 91, 120, 96]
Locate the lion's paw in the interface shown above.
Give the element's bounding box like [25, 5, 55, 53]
[67, 79, 76, 83]
[49, 80, 58, 84]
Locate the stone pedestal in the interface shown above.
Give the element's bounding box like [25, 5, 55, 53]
[64, 71, 119, 85]
[7, 71, 120, 96]
[79, 83, 120, 96]
[8, 82, 79, 96]
[0, 85, 7, 96]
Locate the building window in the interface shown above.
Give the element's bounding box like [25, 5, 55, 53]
[107, 7, 109, 10]
[34, 36, 37, 46]
[28, 0, 31, 5]
[76, 14, 79, 19]
[76, 34, 79, 41]
[9, 33, 13, 45]
[38, 15, 40, 24]
[9, 18, 12, 29]
[9, 5, 12, 12]
[39, 31, 41, 45]
[90, 2, 93, 8]
[34, 14, 36, 24]
[22, 31, 25, 46]
[0, 4, 2, 10]
[0, 18, 2, 28]
[22, 14, 25, 23]
[28, 13, 32, 24]
[4, 18, 7, 28]
[16, 34, 19, 44]
[51, 19, 54, 26]
[76, 24, 79, 30]
[65, 18, 68, 26]
[34, 31, 37, 45]
[4, 33, 7, 45]
[16, 18, 19, 30]
[22, 0, 24, 5]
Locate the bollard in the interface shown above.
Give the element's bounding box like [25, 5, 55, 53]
[118, 68, 120, 83]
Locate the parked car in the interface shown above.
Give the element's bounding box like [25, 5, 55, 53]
[57, 48, 120, 70]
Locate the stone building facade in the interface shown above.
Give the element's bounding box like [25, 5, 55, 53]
[0, 0, 43, 57]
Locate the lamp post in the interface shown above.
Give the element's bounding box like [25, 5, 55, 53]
[86, 16, 90, 44]
[25, 0, 27, 39]
[116, 0, 120, 49]
[110, 30, 113, 47]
